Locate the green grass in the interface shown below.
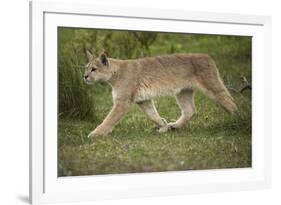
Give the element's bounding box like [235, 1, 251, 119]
[58, 88, 251, 176]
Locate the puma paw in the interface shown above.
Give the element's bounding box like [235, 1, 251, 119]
[87, 129, 106, 138]
[158, 125, 169, 133]
[87, 131, 99, 138]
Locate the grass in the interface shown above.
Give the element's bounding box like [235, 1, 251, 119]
[58, 86, 251, 176]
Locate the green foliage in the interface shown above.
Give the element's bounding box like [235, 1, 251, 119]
[58, 27, 252, 176]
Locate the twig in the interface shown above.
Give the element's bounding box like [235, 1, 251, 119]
[239, 75, 251, 93]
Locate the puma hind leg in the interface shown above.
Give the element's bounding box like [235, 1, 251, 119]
[168, 89, 196, 129]
[195, 58, 238, 114]
[137, 100, 169, 133]
[198, 76, 238, 114]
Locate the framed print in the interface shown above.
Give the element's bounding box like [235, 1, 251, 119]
[30, 1, 271, 204]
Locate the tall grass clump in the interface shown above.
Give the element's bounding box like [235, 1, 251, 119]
[58, 28, 96, 121]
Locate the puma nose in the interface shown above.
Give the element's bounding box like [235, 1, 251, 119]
[84, 75, 88, 79]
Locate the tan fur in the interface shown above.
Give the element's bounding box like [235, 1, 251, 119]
[84, 52, 238, 137]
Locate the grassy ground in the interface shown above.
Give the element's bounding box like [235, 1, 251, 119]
[58, 85, 251, 176]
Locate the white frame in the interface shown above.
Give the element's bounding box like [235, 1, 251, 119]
[30, 1, 272, 204]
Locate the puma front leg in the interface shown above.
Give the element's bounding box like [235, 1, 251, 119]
[88, 100, 131, 138]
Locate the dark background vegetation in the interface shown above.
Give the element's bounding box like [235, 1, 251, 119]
[58, 27, 252, 176]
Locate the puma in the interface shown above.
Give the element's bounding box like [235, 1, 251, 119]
[84, 51, 237, 137]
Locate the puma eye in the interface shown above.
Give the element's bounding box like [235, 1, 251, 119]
[91, 68, 96, 72]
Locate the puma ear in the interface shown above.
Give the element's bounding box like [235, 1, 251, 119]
[86, 50, 93, 61]
[100, 53, 108, 66]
